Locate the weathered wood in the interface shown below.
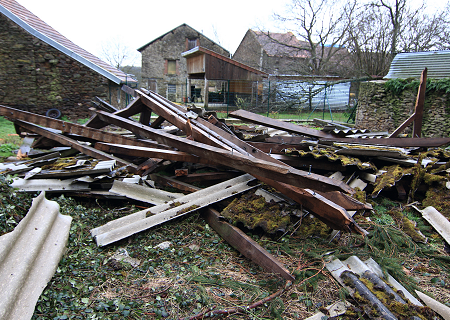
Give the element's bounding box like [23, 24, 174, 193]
[229, 109, 338, 139]
[388, 113, 416, 138]
[177, 171, 241, 183]
[0, 104, 150, 148]
[95, 96, 119, 112]
[389, 68, 427, 138]
[14, 120, 137, 172]
[202, 207, 295, 281]
[320, 137, 450, 148]
[150, 174, 202, 193]
[84, 97, 145, 129]
[94, 110, 353, 194]
[94, 143, 215, 165]
[413, 68, 427, 138]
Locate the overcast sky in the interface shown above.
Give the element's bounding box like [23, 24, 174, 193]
[16, 0, 290, 66]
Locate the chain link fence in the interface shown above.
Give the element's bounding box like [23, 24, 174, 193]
[204, 78, 363, 123]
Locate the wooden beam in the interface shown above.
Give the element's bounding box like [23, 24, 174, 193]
[94, 110, 353, 194]
[0, 105, 155, 148]
[202, 207, 295, 281]
[229, 109, 338, 139]
[14, 120, 137, 172]
[389, 68, 427, 138]
[94, 142, 215, 165]
[413, 68, 427, 138]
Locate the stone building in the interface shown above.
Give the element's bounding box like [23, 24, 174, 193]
[138, 24, 230, 103]
[0, 0, 136, 120]
[233, 29, 352, 77]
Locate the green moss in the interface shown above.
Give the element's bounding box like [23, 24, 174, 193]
[371, 165, 412, 198]
[176, 204, 200, 215]
[221, 193, 290, 234]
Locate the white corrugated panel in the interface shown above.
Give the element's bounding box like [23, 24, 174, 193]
[0, 192, 72, 320]
[385, 51, 450, 79]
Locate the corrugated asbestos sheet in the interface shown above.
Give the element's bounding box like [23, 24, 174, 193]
[0, 192, 72, 320]
[385, 50, 450, 79]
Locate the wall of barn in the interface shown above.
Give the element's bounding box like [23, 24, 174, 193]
[0, 13, 123, 120]
[140, 24, 230, 103]
[355, 80, 450, 137]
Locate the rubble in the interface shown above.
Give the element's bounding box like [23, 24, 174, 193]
[1, 81, 450, 318]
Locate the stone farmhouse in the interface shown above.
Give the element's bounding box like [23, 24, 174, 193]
[138, 24, 230, 103]
[233, 29, 352, 79]
[0, 0, 136, 119]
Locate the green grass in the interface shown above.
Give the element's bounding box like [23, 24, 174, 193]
[0, 117, 22, 158]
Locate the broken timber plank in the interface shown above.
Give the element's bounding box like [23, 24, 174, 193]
[150, 174, 202, 193]
[94, 142, 215, 165]
[389, 68, 427, 138]
[14, 120, 138, 172]
[84, 96, 145, 129]
[202, 207, 295, 282]
[0, 104, 151, 148]
[121, 91, 367, 232]
[176, 171, 242, 183]
[229, 109, 338, 139]
[94, 110, 352, 194]
[319, 137, 450, 148]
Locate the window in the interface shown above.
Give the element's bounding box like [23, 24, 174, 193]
[167, 60, 177, 74]
[187, 38, 198, 50]
[167, 84, 177, 94]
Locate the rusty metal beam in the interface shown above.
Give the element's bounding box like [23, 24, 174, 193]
[201, 207, 295, 281]
[229, 109, 338, 139]
[94, 110, 352, 194]
[14, 120, 137, 172]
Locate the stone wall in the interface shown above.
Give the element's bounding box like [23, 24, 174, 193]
[140, 24, 230, 103]
[0, 13, 123, 120]
[355, 80, 450, 137]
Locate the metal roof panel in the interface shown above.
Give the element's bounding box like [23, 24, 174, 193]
[385, 51, 450, 79]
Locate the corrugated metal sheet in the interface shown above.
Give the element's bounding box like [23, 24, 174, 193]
[385, 51, 450, 79]
[109, 180, 184, 205]
[91, 174, 257, 247]
[0, 192, 72, 320]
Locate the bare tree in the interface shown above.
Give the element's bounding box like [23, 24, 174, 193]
[100, 37, 139, 71]
[347, 0, 450, 77]
[268, 0, 357, 77]
[346, 4, 393, 76]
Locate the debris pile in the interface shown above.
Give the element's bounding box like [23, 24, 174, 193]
[1, 81, 450, 319]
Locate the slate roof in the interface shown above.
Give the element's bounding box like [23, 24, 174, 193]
[253, 30, 310, 58]
[0, 0, 134, 84]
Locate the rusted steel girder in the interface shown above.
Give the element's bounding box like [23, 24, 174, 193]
[202, 207, 295, 281]
[94, 110, 352, 194]
[14, 120, 137, 172]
